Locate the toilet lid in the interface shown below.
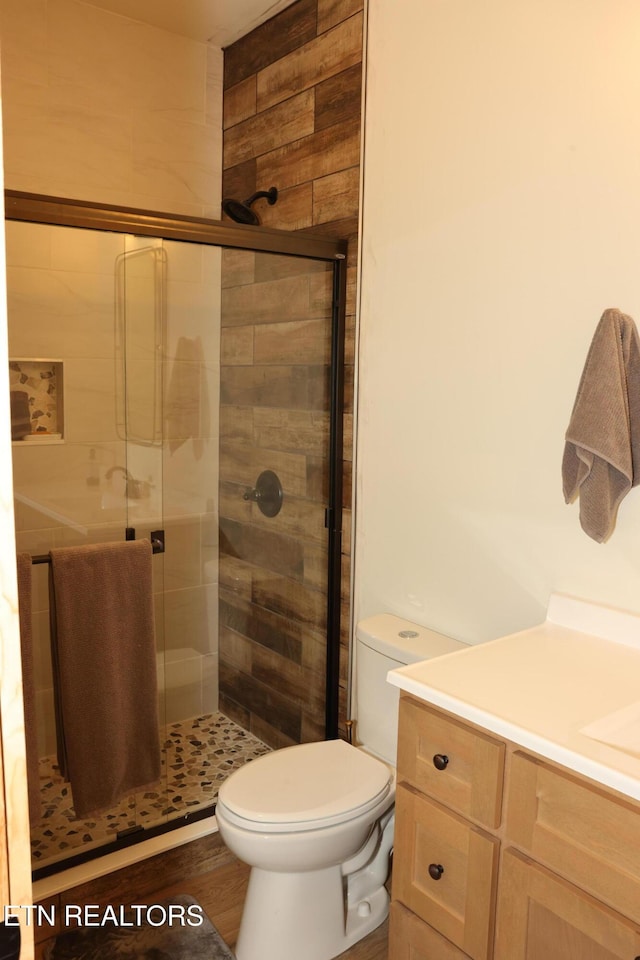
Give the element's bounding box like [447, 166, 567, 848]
[218, 739, 392, 827]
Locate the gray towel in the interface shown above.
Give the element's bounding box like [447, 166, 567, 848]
[10, 389, 31, 439]
[49, 540, 161, 817]
[562, 308, 640, 542]
[165, 336, 210, 460]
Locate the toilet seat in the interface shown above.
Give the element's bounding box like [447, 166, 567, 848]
[217, 739, 393, 834]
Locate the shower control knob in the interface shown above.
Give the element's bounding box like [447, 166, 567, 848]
[428, 863, 444, 881]
[242, 470, 283, 517]
[433, 753, 449, 770]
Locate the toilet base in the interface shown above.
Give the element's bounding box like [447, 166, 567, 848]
[235, 865, 389, 960]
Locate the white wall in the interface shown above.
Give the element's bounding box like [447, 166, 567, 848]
[0, 0, 224, 740]
[356, 0, 640, 643]
[0, 0, 222, 216]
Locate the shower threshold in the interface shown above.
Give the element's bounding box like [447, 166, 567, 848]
[31, 712, 270, 879]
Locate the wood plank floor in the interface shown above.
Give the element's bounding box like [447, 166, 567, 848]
[34, 833, 389, 959]
[157, 857, 389, 960]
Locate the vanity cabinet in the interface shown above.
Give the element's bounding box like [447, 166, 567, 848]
[391, 697, 503, 960]
[390, 693, 640, 960]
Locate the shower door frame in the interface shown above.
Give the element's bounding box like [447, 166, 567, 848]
[6, 190, 347, 875]
[5, 189, 348, 740]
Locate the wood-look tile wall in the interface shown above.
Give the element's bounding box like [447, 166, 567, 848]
[221, 0, 363, 744]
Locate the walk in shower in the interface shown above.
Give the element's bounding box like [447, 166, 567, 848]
[5, 192, 346, 878]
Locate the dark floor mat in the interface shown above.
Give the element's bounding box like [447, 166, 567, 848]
[44, 895, 235, 960]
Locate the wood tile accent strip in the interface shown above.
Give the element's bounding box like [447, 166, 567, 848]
[219, 516, 304, 580]
[219, 408, 254, 444]
[317, 0, 364, 34]
[224, 90, 315, 168]
[258, 183, 313, 230]
[313, 167, 359, 224]
[220, 660, 302, 742]
[256, 118, 360, 192]
[252, 573, 327, 631]
[221, 325, 254, 365]
[221, 273, 312, 326]
[252, 644, 326, 721]
[253, 408, 330, 455]
[220, 364, 328, 411]
[256, 14, 364, 112]
[223, 76, 257, 130]
[253, 248, 329, 282]
[222, 0, 364, 742]
[219, 591, 304, 663]
[224, 0, 318, 89]
[222, 159, 256, 210]
[221, 249, 255, 288]
[254, 318, 331, 365]
[219, 440, 308, 494]
[315, 63, 363, 133]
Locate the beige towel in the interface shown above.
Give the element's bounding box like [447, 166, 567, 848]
[16, 553, 42, 824]
[562, 308, 640, 542]
[49, 540, 160, 818]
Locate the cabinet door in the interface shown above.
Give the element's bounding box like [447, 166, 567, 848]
[393, 784, 499, 960]
[506, 750, 640, 923]
[389, 902, 470, 959]
[495, 848, 640, 960]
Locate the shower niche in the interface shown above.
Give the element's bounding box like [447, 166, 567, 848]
[9, 358, 64, 442]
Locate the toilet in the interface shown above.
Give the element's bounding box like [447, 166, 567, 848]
[215, 613, 466, 960]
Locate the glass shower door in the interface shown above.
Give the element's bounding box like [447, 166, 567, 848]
[6, 193, 346, 876]
[6, 221, 172, 870]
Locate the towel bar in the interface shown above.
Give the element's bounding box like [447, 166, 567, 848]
[30, 535, 164, 565]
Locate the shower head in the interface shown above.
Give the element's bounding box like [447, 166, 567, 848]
[222, 186, 278, 225]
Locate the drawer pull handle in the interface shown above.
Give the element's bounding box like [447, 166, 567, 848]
[428, 863, 444, 881]
[433, 753, 449, 770]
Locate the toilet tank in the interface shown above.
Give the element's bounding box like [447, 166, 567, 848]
[355, 613, 467, 764]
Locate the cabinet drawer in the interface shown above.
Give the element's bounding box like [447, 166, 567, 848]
[389, 902, 470, 959]
[398, 695, 505, 828]
[495, 847, 640, 960]
[393, 784, 499, 960]
[506, 751, 640, 923]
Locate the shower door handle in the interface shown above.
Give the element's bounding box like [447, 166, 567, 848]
[243, 470, 283, 517]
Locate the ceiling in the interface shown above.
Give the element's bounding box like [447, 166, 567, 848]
[82, 0, 297, 47]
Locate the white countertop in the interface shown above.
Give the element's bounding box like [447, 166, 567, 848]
[387, 594, 640, 802]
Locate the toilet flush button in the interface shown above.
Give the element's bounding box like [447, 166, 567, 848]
[357, 901, 371, 918]
[398, 630, 419, 639]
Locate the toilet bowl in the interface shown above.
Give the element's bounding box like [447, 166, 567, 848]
[215, 614, 467, 960]
[216, 739, 395, 960]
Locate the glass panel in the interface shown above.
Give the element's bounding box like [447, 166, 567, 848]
[217, 249, 335, 748]
[6, 224, 172, 870]
[6, 216, 339, 876]
[5, 220, 138, 869]
[155, 238, 270, 825]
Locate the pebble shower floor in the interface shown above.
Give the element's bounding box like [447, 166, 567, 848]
[30, 712, 271, 871]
